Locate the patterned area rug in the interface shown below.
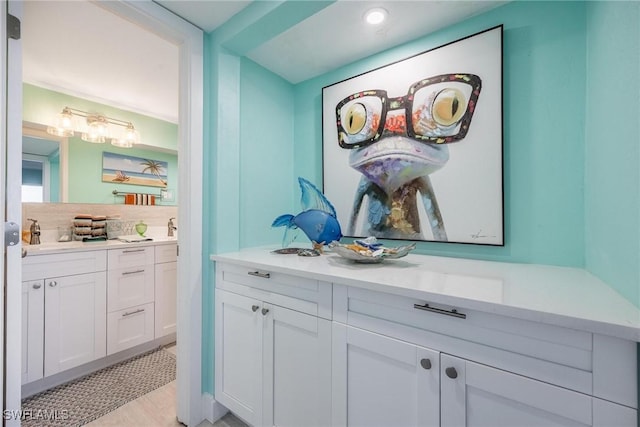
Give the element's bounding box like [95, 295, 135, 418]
[21, 347, 176, 427]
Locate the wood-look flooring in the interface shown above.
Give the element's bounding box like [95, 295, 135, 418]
[86, 345, 246, 427]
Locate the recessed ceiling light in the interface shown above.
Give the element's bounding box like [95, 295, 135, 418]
[364, 8, 387, 25]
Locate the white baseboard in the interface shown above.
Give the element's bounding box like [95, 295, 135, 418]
[202, 392, 229, 424]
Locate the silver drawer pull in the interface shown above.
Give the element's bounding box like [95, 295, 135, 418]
[32, 283, 42, 290]
[413, 303, 466, 319]
[248, 271, 270, 279]
[48, 281, 57, 288]
[123, 308, 145, 317]
[122, 269, 145, 276]
[123, 249, 146, 254]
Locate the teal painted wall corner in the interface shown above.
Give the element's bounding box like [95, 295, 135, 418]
[584, 1, 640, 307]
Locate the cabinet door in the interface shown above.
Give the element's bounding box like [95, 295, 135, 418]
[333, 324, 439, 427]
[215, 289, 263, 426]
[107, 265, 155, 311]
[262, 304, 332, 427]
[107, 302, 155, 355]
[22, 280, 44, 384]
[155, 261, 177, 338]
[441, 354, 593, 427]
[44, 272, 107, 376]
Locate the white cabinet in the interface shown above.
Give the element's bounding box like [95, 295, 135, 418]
[22, 250, 107, 381]
[215, 263, 332, 427]
[21, 280, 44, 384]
[212, 252, 639, 427]
[332, 285, 638, 427]
[106, 246, 155, 355]
[332, 324, 439, 427]
[215, 290, 262, 425]
[155, 244, 177, 338]
[44, 272, 107, 376]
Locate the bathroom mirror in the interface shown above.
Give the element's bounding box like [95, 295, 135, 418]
[22, 121, 178, 205]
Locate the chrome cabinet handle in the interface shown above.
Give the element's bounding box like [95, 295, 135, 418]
[261, 308, 269, 316]
[123, 249, 145, 254]
[413, 303, 466, 319]
[248, 271, 270, 279]
[445, 367, 458, 379]
[48, 281, 57, 287]
[251, 305, 259, 312]
[420, 358, 432, 370]
[122, 269, 145, 276]
[123, 308, 145, 317]
[32, 283, 41, 290]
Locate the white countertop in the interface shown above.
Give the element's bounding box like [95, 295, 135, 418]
[24, 236, 177, 256]
[211, 246, 640, 342]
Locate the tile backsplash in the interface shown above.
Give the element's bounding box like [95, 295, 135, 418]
[22, 203, 178, 243]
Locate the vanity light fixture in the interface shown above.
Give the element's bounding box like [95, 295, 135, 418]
[46, 106, 141, 148]
[364, 7, 387, 25]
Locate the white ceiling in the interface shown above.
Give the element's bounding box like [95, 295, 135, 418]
[22, 0, 506, 125]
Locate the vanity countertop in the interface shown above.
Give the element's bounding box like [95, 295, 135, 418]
[23, 236, 177, 256]
[211, 246, 640, 342]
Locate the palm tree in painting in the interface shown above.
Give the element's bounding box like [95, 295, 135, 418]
[140, 159, 167, 186]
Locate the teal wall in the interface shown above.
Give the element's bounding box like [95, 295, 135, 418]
[23, 84, 178, 152]
[203, 0, 640, 394]
[23, 84, 178, 204]
[239, 57, 295, 247]
[66, 138, 178, 204]
[49, 150, 60, 202]
[203, 33, 296, 392]
[584, 1, 640, 307]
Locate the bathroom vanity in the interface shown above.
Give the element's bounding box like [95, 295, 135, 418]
[211, 247, 639, 427]
[21, 239, 177, 395]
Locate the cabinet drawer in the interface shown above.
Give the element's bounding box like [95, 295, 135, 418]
[107, 267, 155, 312]
[155, 244, 177, 264]
[108, 246, 155, 269]
[216, 262, 332, 319]
[23, 250, 107, 281]
[107, 302, 155, 355]
[335, 285, 595, 395]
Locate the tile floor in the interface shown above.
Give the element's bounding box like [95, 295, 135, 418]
[86, 345, 246, 427]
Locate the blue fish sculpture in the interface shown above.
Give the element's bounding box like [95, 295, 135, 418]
[272, 177, 343, 251]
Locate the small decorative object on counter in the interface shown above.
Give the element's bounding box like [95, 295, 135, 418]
[135, 220, 148, 237]
[27, 218, 41, 245]
[272, 177, 343, 252]
[329, 237, 416, 263]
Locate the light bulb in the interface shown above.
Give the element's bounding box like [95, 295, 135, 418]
[364, 8, 387, 25]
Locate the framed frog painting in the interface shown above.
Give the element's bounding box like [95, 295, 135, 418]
[322, 25, 503, 246]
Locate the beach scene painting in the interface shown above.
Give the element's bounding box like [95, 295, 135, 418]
[102, 152, 168, 188]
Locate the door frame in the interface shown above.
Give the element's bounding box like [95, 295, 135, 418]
[90, 1, 203, 425]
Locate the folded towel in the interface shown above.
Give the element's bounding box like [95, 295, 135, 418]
[117, 235, 153, 243]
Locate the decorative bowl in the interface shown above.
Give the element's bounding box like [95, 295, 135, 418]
[135, 221, 148, 237]
[329, 237, 416, 263]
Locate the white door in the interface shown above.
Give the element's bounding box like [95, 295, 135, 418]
[332, 324, 440, 427]
[262, 303, 332, 427]
[3, 0, 24, 422]
[215, 289, 263, 426]
[44, 272, 106, 376]
[22, 280, 44, 384]
[441, 354, 594, 427]
[155, 261, 177, 337]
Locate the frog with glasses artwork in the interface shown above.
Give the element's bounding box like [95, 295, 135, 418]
[334, 73, 481, 241]
[323, 26, 503, 245]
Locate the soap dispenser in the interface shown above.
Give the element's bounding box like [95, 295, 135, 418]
[27, 218, 41, 245]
